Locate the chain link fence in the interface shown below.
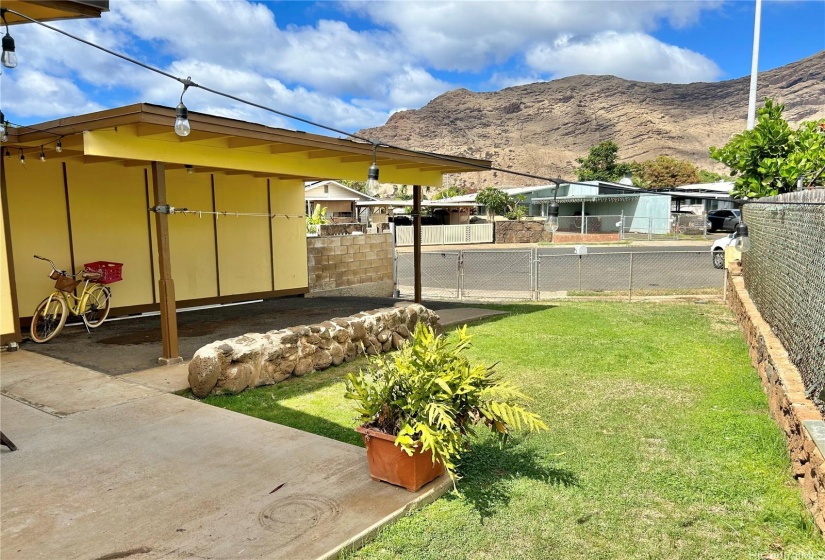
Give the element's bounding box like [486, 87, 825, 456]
[741, 191, 825, 414]
[396, 249, 723, 302]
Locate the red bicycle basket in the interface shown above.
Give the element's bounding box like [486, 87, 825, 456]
[83, 261, 123, 284]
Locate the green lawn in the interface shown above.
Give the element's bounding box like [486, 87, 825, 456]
[201, 301, 824, 559]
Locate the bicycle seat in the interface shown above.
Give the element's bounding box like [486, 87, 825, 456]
[82, 271, 102, 281]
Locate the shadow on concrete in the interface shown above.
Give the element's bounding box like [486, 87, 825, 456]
[18, 296, 481, 376]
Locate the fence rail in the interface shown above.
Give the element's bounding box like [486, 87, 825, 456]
[395, 215, 711, 246]
[395, 223, 494, 246]
[396, 249, 723, 301]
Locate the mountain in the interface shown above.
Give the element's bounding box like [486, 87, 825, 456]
[359, 51, 825, 190]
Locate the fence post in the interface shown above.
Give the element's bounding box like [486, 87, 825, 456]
[578, 255, 583, 292]
[532, 247, 538, 301]
[628, 252, 634, 302]
[458, 251, 464, 301]
[648, 217, 653, 241]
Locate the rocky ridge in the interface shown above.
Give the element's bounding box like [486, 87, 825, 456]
[359, 51, 825, 190]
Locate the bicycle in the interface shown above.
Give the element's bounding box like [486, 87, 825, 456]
[29, 256, 121, 343]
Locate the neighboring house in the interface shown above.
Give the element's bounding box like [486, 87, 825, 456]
[442, 181, 671, 234]
[664, 182, 737, 214]
[305, 181, 376, 223]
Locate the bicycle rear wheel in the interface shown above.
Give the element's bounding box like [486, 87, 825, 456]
[81, 284, 111, 328]
[30, 294, 68, 343]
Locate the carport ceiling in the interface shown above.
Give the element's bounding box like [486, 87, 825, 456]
[7, 104, 491, 186]
[2, 1, 109, 25]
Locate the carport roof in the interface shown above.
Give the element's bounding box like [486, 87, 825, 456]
[5, 103, 492, 186]
[2, 1, 108, 25]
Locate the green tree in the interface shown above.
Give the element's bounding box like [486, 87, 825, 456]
[638, 155, 700, 190]
[709, 98, 825, 198]
[340, 179, 367, 194]
[575, 140, 635, 182]
[432, 185, 467, 200]
[697, 169, 729, 183]
[475, 187, 509, 218]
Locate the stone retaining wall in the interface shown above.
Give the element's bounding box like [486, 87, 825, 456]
[494, 221, 553, 243]
[727, 270, 825, 534]
[318, 223, 366, 236]
[188, 303, 439, 398]
[307, 233, 393, 297]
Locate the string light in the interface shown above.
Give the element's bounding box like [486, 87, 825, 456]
[174, 78, 193, 137]
[0, 9, 17, 69]
[365, 143, 380, 197]
[39, 146, 45, 162]
[185, 164, 194, 174]
[56, 138, 62, 153]
[18, 149, 24, 165]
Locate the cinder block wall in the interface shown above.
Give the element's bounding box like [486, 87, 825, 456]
[307, 233, 394, 297]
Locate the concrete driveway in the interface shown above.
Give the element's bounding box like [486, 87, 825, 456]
[2, 301, 507, 559]
[0, 350, 450, 560]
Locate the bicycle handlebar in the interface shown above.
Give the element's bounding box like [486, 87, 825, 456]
[33, 255, 73, 277]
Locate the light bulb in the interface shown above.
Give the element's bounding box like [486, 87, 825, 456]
[1, 32, 17, 69]
[545, 201, 560, 233]
[366, 162, 380, 197]
[174, 102, 191, 137]
[19, 152, 25, 165]
[185, 164, 194, 174]
[56, 139, 62, 153]
[39, 148, 45, 162]
[732, 222, 751, 253]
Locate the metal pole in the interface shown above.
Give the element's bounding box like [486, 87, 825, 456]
[413, 185, 422, 303]
[619, 210, 624, 241]
[747, 0, 762, 130]
[628, 252, 634, 302]
[578, 255, 582, 292]
[580, 201, 585, 235]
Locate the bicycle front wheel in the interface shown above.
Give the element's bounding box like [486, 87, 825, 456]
[81, 284, 111, 328]
[30, 294, 68, 343]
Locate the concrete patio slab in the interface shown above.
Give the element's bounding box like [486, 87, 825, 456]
[0, 350, 450, 560]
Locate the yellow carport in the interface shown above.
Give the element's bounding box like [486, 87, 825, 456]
[0, 103, 491, 363]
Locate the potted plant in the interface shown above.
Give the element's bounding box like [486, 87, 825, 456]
[344, 322, 547, 491]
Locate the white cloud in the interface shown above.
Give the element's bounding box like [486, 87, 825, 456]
[0, 0, 726, 131]
[1, 69, 104, 118]
[525, 31, 722, 83]
[350, 0, 723, 72]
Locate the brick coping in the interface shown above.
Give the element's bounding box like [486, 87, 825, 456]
[727, 272, 825, 535]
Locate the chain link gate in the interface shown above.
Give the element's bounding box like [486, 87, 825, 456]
[396, 249, 724, 301]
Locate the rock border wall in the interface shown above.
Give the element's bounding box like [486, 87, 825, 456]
[188, 303, 439, 397]
[727, 270, 825, 534]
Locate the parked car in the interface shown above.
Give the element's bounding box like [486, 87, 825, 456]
[706, 209, 741, 232]
[711, 234, 735, 269]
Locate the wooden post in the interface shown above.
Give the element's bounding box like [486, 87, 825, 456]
[151, 161, 182, 365]
[413, 185, 422, 304]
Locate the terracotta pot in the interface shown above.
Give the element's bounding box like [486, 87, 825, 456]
[356, 426, 445, 492]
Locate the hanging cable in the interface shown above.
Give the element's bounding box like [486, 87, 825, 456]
[2, 6, 820, 203]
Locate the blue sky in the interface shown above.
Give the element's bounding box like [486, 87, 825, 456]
[2, 0, 823, 135]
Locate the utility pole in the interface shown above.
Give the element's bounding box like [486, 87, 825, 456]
[746, 0, 763, 130]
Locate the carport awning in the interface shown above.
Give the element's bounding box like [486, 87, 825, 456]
[2, 1, 108, 25]
[6, 104, 492, 187]
[532, 195, 642, 203]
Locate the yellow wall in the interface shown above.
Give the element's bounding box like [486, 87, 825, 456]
[213, 174, 273, 296]
[5, 160, 309, 321]
[66, 162, 155, 307]
[0, 176, 17, 339]
[271, 179, 308, 291]
[5, 160, 73, 317]
[165, 169, 219, 300]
